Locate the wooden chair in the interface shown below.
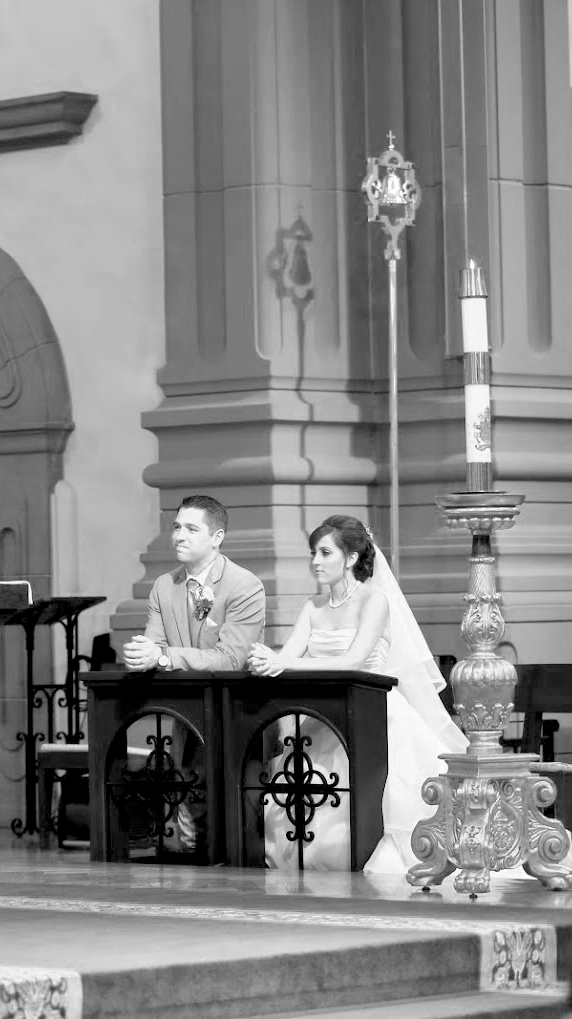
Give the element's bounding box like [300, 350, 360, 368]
[38, 743, 149, 848]
[38, 632, 117, 847]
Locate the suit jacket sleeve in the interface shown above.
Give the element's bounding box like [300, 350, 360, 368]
[169, 576, 265, 672]
[144, 579, 168, 647]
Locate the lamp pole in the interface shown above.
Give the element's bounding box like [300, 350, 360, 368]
[362, 132, 420, 580]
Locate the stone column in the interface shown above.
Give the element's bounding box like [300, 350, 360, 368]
[394, 0, 572, 667]
[113, 0, 393, 648]
[396, 0, 492, 655]
[483, 0, 572, 661]
[357, 0, 489, 656]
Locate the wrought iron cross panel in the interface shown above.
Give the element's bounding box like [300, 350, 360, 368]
[107, 712, 202, 855]
[254, 713, 348, 870]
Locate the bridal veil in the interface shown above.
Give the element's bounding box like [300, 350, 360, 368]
[369, 544, 468, 755]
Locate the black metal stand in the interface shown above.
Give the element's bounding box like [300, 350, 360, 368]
[1, 596, 106, 836]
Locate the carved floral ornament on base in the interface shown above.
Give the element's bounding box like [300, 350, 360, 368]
[0, 966, 82, 1019]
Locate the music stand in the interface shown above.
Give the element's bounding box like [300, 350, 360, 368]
[0, 585, 105, 835]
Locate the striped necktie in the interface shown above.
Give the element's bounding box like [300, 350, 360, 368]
[187, 577, 200, 643]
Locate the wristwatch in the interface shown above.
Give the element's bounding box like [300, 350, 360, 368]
[157, 646, 171, 669]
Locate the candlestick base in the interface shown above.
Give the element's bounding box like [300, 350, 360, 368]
[407, 754, 572, 894]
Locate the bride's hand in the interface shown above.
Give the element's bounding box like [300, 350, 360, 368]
[247, 642, 283, 677]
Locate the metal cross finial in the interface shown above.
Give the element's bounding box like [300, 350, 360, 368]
[387, 130, 395, 150]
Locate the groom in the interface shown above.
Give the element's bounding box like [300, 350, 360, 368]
[123, 494, 265, 673]
[123, 494, 266, 853]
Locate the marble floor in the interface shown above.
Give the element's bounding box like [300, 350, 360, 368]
[2, 832, 572, 923]
[1, 833, 572, 1018]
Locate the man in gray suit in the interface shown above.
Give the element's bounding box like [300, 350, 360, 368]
[123, 494, 265, 673]
[123, 494, 265, 854]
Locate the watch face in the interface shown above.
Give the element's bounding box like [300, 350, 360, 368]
[158, 654, 169, 668]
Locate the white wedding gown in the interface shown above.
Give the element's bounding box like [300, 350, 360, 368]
[264, 627, 467, 873]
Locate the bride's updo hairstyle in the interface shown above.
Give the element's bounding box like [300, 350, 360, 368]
[309, 515, 375, 582]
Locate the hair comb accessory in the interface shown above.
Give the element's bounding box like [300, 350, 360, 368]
[365, 526, 374, 540]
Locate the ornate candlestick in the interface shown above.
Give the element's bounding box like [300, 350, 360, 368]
[362, 132, 421, 579]
[406, 263, 572, 895]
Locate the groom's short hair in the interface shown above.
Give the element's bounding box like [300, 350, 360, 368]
[177, 495, 228, 534]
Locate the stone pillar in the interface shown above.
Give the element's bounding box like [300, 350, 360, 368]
[483, 0, 572, 661]
[113, 0, 393, 648]
[396, 0, 572, 667]
[397, 0, 492, 655]
[357, 0, 486, 656]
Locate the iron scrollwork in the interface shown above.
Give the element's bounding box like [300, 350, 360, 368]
[253, 713, 347, 870]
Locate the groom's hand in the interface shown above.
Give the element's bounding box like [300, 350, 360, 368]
[123, 634, 162, 672]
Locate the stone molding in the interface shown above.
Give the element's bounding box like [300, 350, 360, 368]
[0, 91, 98, 152]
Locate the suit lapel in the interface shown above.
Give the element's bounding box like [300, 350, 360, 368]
[172, 567, 191, 646]
[193, 554, 226, 647]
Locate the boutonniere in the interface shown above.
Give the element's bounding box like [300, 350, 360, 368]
[194, 584, 215, 621]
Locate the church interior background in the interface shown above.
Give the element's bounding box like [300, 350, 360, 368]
[1, 1, 572, 1013]
[1, 0, 571, 831]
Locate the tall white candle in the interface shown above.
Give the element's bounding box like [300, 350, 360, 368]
[460, 260, 489, 353]
[459, 260, 491, 491]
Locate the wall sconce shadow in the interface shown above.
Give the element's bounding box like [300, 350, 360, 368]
[266, 210, 315, 347]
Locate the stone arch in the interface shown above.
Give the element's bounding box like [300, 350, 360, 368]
[0, 246, 73, 592]
[0, 247, 73, 827]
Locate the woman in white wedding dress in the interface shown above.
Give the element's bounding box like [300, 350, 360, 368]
[247, 515, 468, 873]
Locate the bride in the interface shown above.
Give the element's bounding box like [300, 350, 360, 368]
[247, 514, 468, 872]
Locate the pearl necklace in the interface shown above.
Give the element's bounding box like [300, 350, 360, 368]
[329, 584, 358, 609]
